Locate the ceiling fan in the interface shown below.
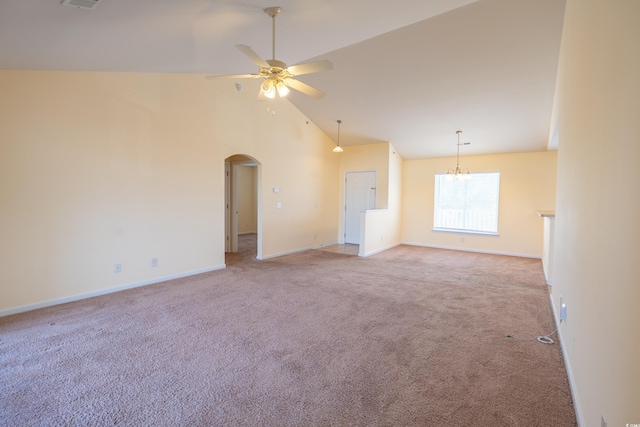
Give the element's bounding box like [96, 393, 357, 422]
[206, 6, 333, 99]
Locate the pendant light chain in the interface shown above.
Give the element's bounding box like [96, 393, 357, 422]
[333, 120, 344, 152]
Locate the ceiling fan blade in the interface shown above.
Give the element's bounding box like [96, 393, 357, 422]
[205, 73, 261, 80]
[284, 78, 325, 99]
[235, 44, 270, 69]
[287, 60, 333, 76]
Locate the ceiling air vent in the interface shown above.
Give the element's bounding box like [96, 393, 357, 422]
[61, 0, 103, 10]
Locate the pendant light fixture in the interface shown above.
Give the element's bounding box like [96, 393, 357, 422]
[333, 120, 344, 152]
[446, 130, 470, 180]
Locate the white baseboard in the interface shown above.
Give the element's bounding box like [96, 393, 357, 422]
[0, 264, 226, 318]
[550, 295, 584, 427]
[259, 241, 342, 260]
[401, 242, 541, 259]
[314, 241, 339, 248]
[359, 242, 401, 257]
[260, 245, 316, 260]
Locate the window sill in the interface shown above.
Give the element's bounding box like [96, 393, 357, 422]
[432, 228, 499, 237]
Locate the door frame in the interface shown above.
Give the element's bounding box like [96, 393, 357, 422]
[225, 162, 231, 252]
[224, 156, 262, 259]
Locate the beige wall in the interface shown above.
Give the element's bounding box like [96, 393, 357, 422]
[551, 1, 640, 425]
[0, 70, 339, 313]
[402, 151, 557, 257]
[360, 143, 403, 256]
[236, 165, 257, 234]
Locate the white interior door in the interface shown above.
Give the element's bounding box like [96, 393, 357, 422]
[345, 171, 376, 244]
[230, 164, 239, 252]
[225, 162, 230, 253]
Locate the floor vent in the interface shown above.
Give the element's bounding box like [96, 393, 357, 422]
[61, 0, 103, 10]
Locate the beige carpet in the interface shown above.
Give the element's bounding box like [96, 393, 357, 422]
[1, 235, 576, 426]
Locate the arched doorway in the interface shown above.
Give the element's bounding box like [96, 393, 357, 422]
[225, 154, 261, 261]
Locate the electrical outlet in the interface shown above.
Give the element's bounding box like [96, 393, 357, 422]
[151, 257, 158, 268]
[114, 263, 122, 273]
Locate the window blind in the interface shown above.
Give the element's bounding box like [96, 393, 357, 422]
[433, 172, 500, 234]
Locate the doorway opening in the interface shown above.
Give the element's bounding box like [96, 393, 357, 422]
[225, 154, 261, 263]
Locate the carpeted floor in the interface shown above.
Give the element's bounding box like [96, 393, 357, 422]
[0, 235, 576, 426]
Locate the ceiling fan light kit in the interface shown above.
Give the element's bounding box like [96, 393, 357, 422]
[206, 6, 332, 100]
[446, 130, 471, 180]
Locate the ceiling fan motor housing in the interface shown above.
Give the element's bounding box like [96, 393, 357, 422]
[266, 59, 287, 71]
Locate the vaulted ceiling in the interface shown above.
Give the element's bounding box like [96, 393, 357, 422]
[0, 0, 565, 159]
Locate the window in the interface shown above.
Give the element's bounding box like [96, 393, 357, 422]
[433, 172, 500, 234]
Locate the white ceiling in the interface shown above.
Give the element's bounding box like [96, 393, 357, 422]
[0, 0, 565, 159]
